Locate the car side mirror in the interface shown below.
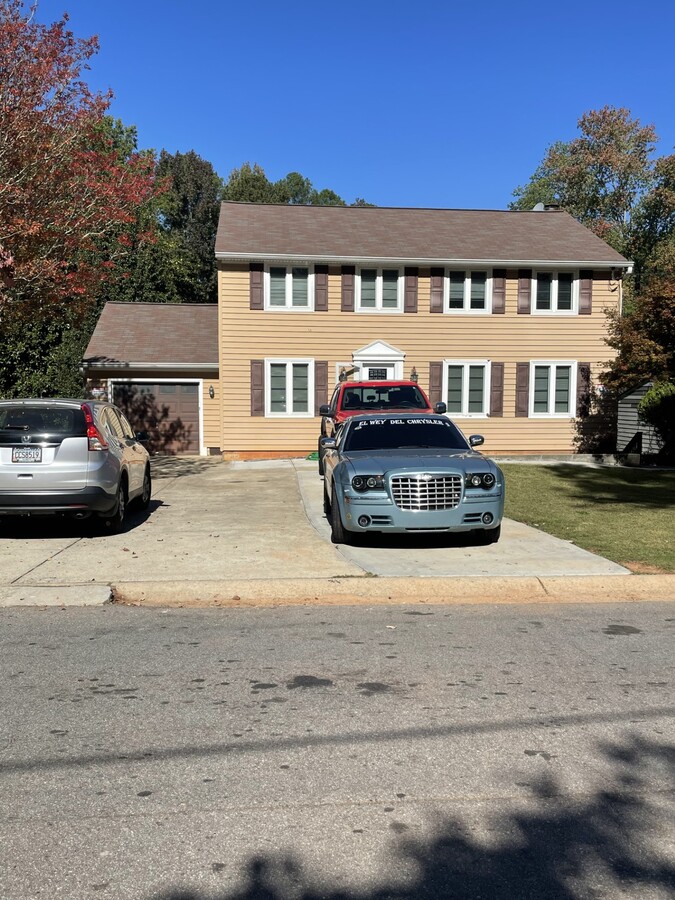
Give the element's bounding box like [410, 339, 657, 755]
[319, 436, 336, 450]
[469, 434, 484, 447]
[435, 402, 447, 414]
[319, 404, 332, 416]
[135, 430, 149, 444]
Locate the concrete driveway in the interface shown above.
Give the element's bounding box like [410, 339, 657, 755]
[0, 456, 637, 608]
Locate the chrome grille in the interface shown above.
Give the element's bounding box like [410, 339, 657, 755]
[391, 474, 462, 510]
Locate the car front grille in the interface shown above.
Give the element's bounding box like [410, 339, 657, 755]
[391, 474, 462, 510]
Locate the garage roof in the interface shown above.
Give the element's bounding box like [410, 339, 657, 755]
[83, 302, 218, 369]
[215, 202, 630, 267]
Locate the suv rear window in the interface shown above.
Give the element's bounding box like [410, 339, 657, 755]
[0, 406, 87, 439]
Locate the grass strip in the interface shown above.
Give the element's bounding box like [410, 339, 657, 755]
[501, 464, 675, 573]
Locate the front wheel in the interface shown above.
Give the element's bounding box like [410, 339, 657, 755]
[330, 485, 349, 544]
[317, 437, 325, 476]
[475, 523, 501, 545]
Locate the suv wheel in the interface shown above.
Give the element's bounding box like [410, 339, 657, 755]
[101, 479, 127, 534]
[137, 466, 152, 511]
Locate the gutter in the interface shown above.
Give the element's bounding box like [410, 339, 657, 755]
[83, 362, 219, 371]
[216, 252, 633, 270]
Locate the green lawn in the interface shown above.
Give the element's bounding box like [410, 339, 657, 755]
[501, 464, 675, 573]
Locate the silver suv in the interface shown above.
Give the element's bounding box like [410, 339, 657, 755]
[0, 399, 151, 532]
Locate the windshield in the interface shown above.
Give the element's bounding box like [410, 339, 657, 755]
[343, 417, 469, 452]
[341, 385, 428, 411]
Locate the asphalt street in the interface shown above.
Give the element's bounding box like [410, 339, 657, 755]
[1, 601, 674, 899]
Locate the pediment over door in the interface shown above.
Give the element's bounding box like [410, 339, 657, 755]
[351, 340, 405, 380]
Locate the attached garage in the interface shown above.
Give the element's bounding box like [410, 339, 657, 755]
[82, 303, 220, 456]
[112, 381, 201, 455]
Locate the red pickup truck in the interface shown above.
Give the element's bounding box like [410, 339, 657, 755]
[317, 380, 447, 474]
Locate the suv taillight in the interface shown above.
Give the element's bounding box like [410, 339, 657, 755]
[81, 403, 108, 451]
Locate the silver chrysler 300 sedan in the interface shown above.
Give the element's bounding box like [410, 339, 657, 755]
[320, 413, 504, 545]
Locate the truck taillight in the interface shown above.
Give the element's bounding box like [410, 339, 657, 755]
[81, 403, 108, 451]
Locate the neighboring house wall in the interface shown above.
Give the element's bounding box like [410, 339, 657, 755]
[617, 384, 663, 455]
[217, 264, 620, 456]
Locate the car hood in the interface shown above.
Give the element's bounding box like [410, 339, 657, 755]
[341, 448, 492, 474]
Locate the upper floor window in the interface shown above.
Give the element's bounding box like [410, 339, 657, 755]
[356, 268, 402, 312]
[443, 360, 490, 416]
[445, 270, 491, 313]
[533, 272, 577, 314]
[266, 265, 314, 310]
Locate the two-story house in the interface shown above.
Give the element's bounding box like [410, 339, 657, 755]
[213, 202, 630, 458]
[84, 202, 630, 457]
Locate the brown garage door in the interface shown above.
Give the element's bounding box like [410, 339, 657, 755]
[114, 382, 200, 455]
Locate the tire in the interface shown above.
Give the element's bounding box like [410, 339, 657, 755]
[330, 485, 349, 544]
[100, 478, 127, 534]
[475, 523, 501, 545]
[318, 437, 325, 476]
[136, 465, 152, 511]
[323, 480, 331, 517]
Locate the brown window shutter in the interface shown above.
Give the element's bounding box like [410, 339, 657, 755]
[577, 362, 591, 416]
[430, 268, 444, 313]
[250, 263, 264, 310]
[579, 270, 593, 315]
[314, 361, 328, 415]
[517, 269, 531, 314]
[490, 362, 504, 417]
[404, 267, 418, 313]
[492, 269, 506, 314]
[515, 362, 529, 417]
[341, 266, 355, 312]
[250, 360, 264, 416]
[315, 265, 328, 311]
[428, 362, 443, 406]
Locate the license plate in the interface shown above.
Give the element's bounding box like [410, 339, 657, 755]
[12, 446, 42, 463]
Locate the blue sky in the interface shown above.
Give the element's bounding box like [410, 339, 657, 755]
[36, 0, 675, 209]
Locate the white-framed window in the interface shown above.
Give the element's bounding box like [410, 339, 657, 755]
[265, 264, 314, 310]
[529, 361, 577, 417]
[265, 359, 314, 417]
[445, 270, 492, 313]
[356, 267, 403, 312]
[442, 360, 491, 417]
[533, 271, 578, 314]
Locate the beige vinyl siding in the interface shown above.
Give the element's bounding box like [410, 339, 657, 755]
[202, 379, 221, 451]
[218, 265, 619, 455]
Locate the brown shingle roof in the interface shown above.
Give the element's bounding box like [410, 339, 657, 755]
[83, 302, 218, 368]
[215, 202, 629, 266]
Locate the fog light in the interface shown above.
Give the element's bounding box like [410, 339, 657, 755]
[358, 515, 371, 527]
[482, 512, 494, 524]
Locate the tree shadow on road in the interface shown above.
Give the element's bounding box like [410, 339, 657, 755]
[150, 734, 675, 900]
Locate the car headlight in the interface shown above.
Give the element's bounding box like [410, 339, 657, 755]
[352, 474, 385, 492]
[465, 472, 496, 489]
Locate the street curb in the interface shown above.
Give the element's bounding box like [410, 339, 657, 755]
[111, 574, 675, 608]
[0, 584, 113, 608]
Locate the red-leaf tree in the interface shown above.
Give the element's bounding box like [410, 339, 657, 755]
[0, 0, 159, 302]
[0, 1, 160, 395]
